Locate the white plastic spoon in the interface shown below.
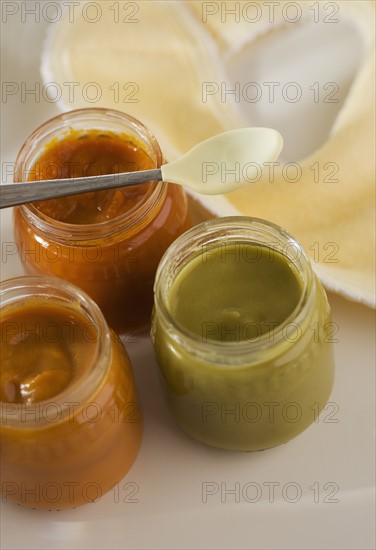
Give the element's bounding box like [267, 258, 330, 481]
[0, 127, 283, 209]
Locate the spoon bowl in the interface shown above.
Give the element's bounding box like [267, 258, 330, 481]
[161, 127, 283, 194]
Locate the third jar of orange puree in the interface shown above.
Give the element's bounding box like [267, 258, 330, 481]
[13, 108, 191, 333]
[1, 276, 142, 509]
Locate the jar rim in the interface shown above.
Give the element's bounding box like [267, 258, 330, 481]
[14, 108, 166, 241]
[0, 275, 112, 428]
[153, 216, 316, 363]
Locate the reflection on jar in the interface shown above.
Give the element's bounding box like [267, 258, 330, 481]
[13, 108, 191, 334]
[0, 276, 143, 510]
[152, 217, 335, 451]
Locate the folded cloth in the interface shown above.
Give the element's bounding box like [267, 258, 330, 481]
[42, 0, 375, 307]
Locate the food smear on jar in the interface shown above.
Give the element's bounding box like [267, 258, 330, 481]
[0, 301, 97, 404]
[169, 243, 303, 342]
[29, 129, 154, 224]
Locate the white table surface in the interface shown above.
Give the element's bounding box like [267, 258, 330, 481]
[1, 6, 375, 550]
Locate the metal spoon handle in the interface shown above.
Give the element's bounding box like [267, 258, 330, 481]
[0, 168, 163, 209]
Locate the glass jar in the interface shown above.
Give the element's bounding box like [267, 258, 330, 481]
[13, 108, 191, 334]
[152, 217, 335, 451]
[0, 276, 142, 509]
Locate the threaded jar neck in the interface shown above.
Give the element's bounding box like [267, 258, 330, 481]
[153, 216, 316, 365]
[14, 108, 166, 242]
[0, 275, 111, 428]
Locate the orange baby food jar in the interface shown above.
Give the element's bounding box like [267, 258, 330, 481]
[0, 276, 142, 510]
[13, 108, 191, 333]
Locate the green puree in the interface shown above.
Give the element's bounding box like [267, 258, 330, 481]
[169, 243, 302, 342]
[152, 221, 335, 452]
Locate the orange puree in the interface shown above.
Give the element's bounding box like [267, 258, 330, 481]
[1, 304, 95, 404]
[13, 109, 191, 333]
[30, 129, 153, 224]
[0, 287, 143, 509]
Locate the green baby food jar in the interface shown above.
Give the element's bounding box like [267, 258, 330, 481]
[151, 217, 335, 451]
